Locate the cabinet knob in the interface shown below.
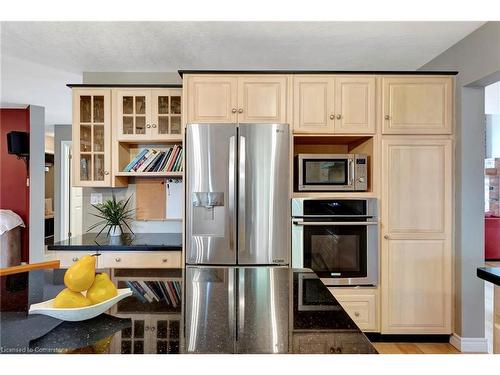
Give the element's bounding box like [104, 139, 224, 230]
[384, 234, 390, 240]
[384, 115, 391, 120]
[162, 258, 168, 263]
[150, 326, 156, 332]
[232, 108, 237, 113]
[329, 114, 335, 120]
[354, 311, 360, 317]
[104, 171, 109, 175]
[145, 326, 150, 331]
[238, 108, 243, 114]
[336, 114, 342, 120]
[115, 257, 121, 262]
[72, 257, 79, 262]
[152, 124, 157, 128]
[146, 124, 151, 128]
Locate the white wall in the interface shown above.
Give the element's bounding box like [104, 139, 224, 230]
[0, 55, 81, 132]
[485, 81, 500, 115]
[420, 21, 500, 342]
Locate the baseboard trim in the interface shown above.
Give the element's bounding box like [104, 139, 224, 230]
[449, 333, 488, 353]
[365, 333, 450, 343]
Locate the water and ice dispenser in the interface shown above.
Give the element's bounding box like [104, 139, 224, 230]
[191, 192, 225, 237]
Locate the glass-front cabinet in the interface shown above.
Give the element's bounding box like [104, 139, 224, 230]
[115, 89, 182, 141]
[72, 89, 112, 187]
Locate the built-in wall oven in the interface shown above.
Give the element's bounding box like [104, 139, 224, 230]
[292, 198, 378, 286]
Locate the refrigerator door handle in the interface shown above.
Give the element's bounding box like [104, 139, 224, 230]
[238, 135, 246, 255]
[229, 135, 236, 252]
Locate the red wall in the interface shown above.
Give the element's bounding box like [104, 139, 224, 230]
[0, 108, 30, 262]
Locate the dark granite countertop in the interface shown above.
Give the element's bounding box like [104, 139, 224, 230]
[477, 267, 500, 286]
[0, 267, 376, 354]
[47, 233, 182, 251]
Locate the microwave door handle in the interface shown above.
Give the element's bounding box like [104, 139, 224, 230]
[349, 158, 355, 186]
[292, 221, 378, 226]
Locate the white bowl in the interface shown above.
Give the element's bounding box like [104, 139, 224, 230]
[28, 288, 133, 322]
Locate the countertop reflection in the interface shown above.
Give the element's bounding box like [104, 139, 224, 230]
[0, 267, 376, 354]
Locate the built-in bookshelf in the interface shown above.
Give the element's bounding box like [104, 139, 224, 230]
[115, 141, 183, 179]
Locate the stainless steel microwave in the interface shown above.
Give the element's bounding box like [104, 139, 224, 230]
[296, 154, 368, 191]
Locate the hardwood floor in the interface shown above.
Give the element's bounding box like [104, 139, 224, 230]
[373, 343, 460, 354]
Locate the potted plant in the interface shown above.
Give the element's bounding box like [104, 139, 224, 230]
[88, 195, 134, 237]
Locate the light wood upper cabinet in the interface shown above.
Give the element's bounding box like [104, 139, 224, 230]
[381, 239, 451, 333]
[72, 88, 112, 187]
[186, 75, 238, 123]
[115, 88, 183, 141]
[334, 76, 376, 134]
[293, 75, 375, 134]
[382, 76, 453, 134]
[237, 76, 287, 123]
[293, 76, 334, 133]
[381, 137, 452, 334]
[185, 75, 288, 124]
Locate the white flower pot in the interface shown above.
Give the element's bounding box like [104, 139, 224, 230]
[109, 226, 122, 237]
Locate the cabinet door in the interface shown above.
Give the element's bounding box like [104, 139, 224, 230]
[186, 75, 237, 123]
[381, 137, 452, 334]
[151, 89, 183, 140]
[334, 76, 376, 134]
[382, 76, 452, 134]
[237, 76, 287, 123]
[382, 138, 452, 239]
[293, 76, 334, 133]
[381, 239, 451, 333]
[115, 90, 151, 140]
[72, 89, 111, 187]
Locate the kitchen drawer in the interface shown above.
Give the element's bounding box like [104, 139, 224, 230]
[47, 251, 97, 268]
[98, 251, 182, 269]
[328, 288, 379, 332]
[292, 333, 336, 354]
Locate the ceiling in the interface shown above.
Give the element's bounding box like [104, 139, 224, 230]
[0, 21, 485, 129]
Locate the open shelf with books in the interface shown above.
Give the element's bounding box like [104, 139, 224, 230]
[115, 141, 183, 178]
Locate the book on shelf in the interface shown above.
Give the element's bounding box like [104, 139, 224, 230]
[125, 281, 148, 303]
[126, 280, 181, 307]
[131, 281, 153, 303]
[122, 146, 183, 174]
[136, 149, 160, 172]
[123, 149, 148, 172]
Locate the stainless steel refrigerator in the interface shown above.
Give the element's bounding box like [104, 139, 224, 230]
[185, 123, 290, 266]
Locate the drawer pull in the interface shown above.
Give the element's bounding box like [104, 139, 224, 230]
[150, 326, 156, 332]
[162, 258, 168, 263]
[72, 257, 79, 262]
[354, 311, 360, 317]
[115, 257, 121, 262]
[145, 326, 150, 331]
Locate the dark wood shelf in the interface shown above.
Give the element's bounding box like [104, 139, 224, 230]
[178, 69, 458, 77]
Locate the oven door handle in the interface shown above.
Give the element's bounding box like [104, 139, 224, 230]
[292, 221, 378, 226]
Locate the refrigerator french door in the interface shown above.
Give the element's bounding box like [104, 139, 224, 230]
[183, 267, 289, 353]
[185, 123, 290, 266]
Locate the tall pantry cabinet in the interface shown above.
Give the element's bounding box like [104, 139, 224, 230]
[380, 76, 454, 334]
